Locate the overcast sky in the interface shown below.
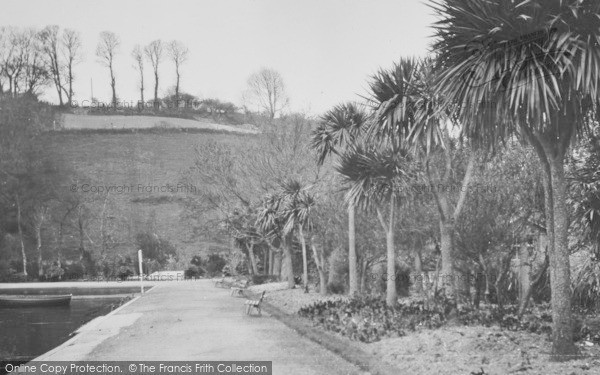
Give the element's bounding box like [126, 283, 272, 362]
[1, 0, 435, 114]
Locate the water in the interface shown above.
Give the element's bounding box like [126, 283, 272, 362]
[0, 297, 123, 362]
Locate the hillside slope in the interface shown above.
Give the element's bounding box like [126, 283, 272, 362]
[40, 129, 252, 268]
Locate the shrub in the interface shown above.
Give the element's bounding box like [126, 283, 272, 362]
[0, 260, 14, 282]
[7, 272, 29, 282]
[327, 280, 346, 294]
[298, 295, 567, 344]
[205, 254, 227, 277]
[377, 264, 412, 297]
[251, 274, 278, 285]
[116, 265, 135, 280]
[136, 232, 178, 266]
[63, 262, 85, 280]
[185, 265, 203, 279]
[44, 263, 65, 281]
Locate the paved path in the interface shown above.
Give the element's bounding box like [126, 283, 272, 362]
[37, 280, 362, 375]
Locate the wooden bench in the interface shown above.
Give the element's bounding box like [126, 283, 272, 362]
[244, 291, 266, 316]
[230, 279, 249, 297]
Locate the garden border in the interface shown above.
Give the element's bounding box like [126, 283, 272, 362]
[261, 299, 399, 375]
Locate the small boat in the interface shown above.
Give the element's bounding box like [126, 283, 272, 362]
[0, 294, 72, 308]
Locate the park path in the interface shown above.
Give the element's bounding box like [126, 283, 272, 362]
[37, 280, 362, 375]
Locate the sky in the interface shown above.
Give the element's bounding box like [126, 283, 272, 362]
[1, 0, 435, 115]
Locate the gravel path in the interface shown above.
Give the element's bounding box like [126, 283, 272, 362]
[42, 280, 364, 375]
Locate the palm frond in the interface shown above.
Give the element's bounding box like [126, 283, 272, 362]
[311, 102, 369, 165]
[334, 143, 421, 211]
[431, 0, 600, 147]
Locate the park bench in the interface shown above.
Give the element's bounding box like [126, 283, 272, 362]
[229, 279, 249, 297]
[244, 291, 266, 316]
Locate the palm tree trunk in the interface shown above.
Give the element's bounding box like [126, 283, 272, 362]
[377, 194, 397, 306]
[518, 243, 531, 310]
[439, 219, 455, 302]
[273, 248, 282, 277]
[414, 249, 423, 294]
[527, 127, 578, 359]
[311, 242, 327, 295]
[35, 210, 45, 279]
[360, 258, 368, 293]
[263, 247, 268, 275]
[245, 241, 258, 275]
[348, 204, 358, 295]
[16, 193, 27, 276]
[298, 224, 308, 292]
[282, 236, 294, 288]
[548, 154, 578, 359]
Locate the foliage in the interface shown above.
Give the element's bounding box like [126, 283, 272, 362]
[205, 253, 227, 277]
[117, 265, 134, 280]
[0, 259, 15, 282]
[251, 274, 278, 285]
[327, 280, 346, 295]
[298, 296, 599, 344]
[377, 264, 412, 297]
[184, 265, 203, 279]
[43, 262, 65, 281]
[63, 262, 85, 280]
[135, 232, 178, 266]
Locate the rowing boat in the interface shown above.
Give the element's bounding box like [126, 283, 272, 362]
[0, 294, 72, 308]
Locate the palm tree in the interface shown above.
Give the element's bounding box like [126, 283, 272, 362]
[366, 57, 476, 302]
[336, 143, 419, 305]
[430, 0, 600, 359]
[256, 193, 295, 288]
[311, 102, 369, 295]
[226, 207, 260, 275]
[279, 179, 315, 292]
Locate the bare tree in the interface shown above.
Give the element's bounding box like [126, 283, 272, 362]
[0, 27, 7, 94]
[245, 68, 289, 119]
[21, 28, 50, 95]
[0, 28, 50, 97]
[96, 31, 120, 109]
[1, 27, 28, 97]
[131, 44, 144, 105]
[61, 29, 82, 105]
[144, 40, 163, 106]
[167, 40, 188, 104]
[38, 25, 66, 105]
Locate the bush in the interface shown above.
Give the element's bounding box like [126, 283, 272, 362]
[205, 254, 227, 277]
[117, 266, 135, 280]
[327, 280, 346, 294]
[63, 262, 85, 280]
[7, 272, 29, 282]
[136, 232, 178, 266]
[377, 264, 412, 297]
[44, 263, 65, 281]
[251, 274, 278, 285]
[185, 265, 204, 279]
[298, 296, 565, 344]
[0, 260, 14, 282]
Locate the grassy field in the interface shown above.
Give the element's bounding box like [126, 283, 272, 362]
[39, 114, 257, 267]
[61, 113, 258, 133]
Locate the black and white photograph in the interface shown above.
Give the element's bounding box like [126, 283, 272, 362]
[1, 0, 600, 374]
